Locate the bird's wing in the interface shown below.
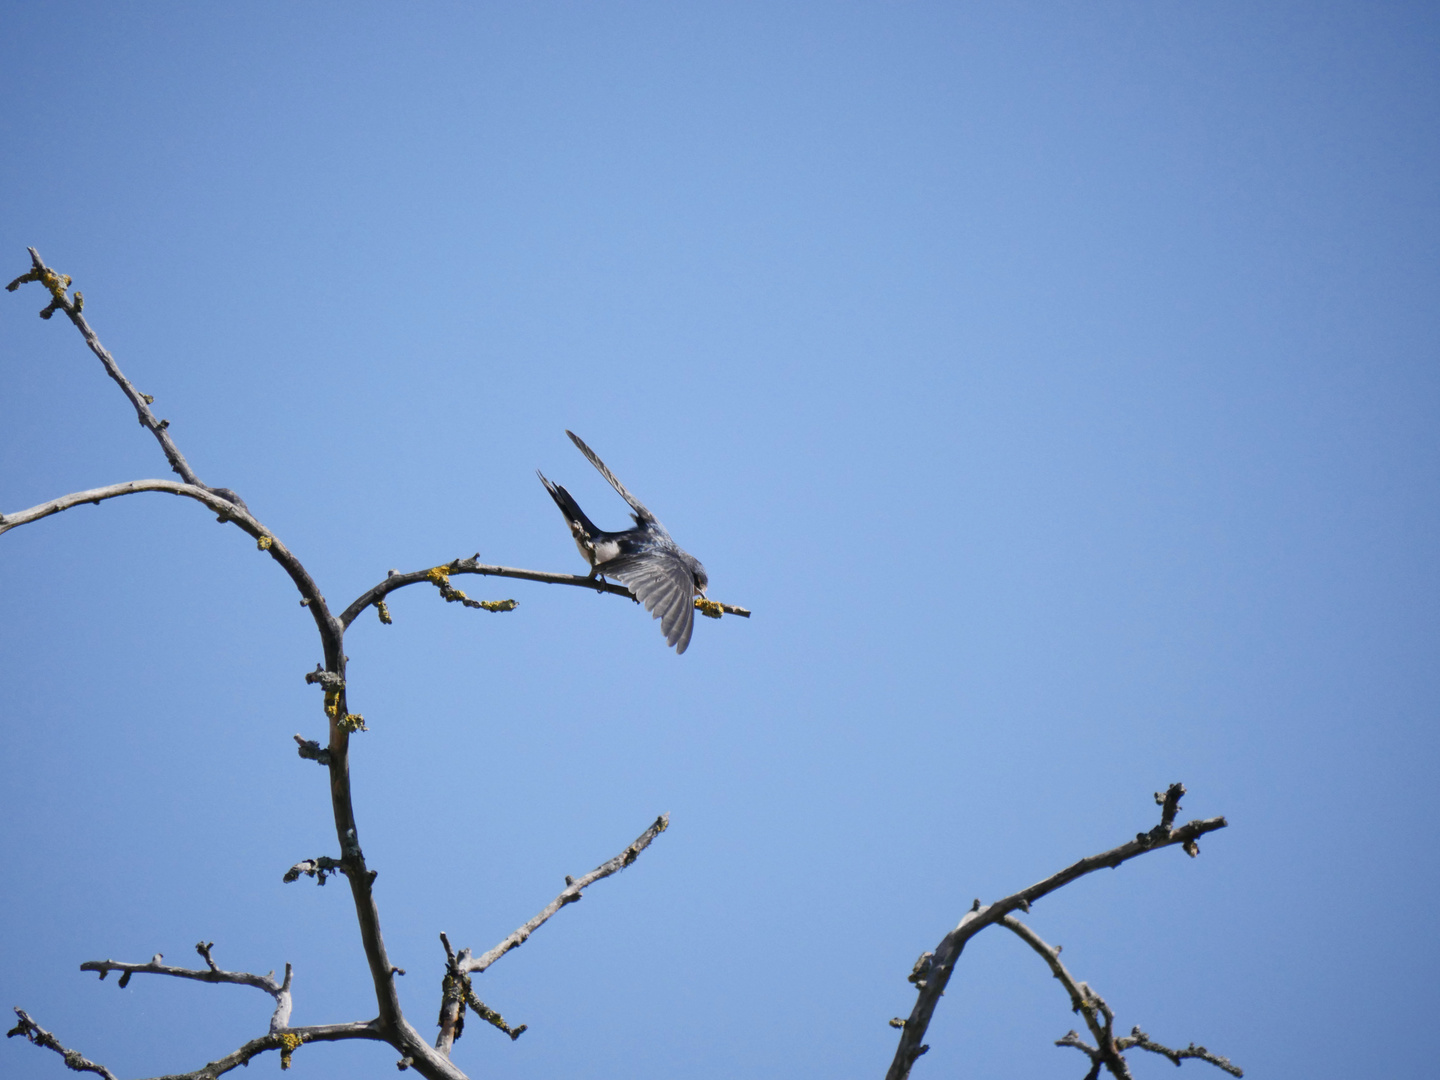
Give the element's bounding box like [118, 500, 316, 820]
[599, 551, 698, 654]
[566, 431, 656, 524]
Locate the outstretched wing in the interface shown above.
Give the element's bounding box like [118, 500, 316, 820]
[599, 551, 699, 654]
[566, 430, 655, 524]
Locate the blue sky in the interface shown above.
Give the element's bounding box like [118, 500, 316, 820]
[2, 3, 1437, 1078]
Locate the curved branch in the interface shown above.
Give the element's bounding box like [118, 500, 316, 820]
[886, 784, 1228, 1080]
[2, 479, 244, 536]
[341, 556, 750, 629]
[999, 917, 1093, 1019]
[0, 477, 341, 650]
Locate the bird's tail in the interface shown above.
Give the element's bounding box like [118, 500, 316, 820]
[536, 470, 603, 537]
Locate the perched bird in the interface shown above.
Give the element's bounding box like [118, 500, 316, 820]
[538, 431, 709, 654]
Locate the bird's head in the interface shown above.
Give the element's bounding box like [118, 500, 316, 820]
[687, 555, 709, 596]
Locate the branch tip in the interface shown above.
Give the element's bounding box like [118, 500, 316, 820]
[7, 1008, 118, 1080]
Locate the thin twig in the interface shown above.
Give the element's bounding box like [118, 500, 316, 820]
[9, 248, 205, 488]
[434, 814, 669, 1056]
[7, 1009, 118, 1080]
[1056, 1030, 1105, 1080]
[1, 479, 252, 537]
[1000, 918, 1134, 1079]
[1122, 1028, 1243, 1077]
[465, 813, 670, 974]
[885, 783, 1227, 1080]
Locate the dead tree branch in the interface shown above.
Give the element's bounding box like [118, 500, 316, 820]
[435, 952, 528, 1051]
[0, 479, 243, 536]
[1001, 917, 1137, 1078]
[464, 813, 670, 975]
[434, 813, 670, 1056]
[7, 249, 704, 1080]
[7, 1010, 117, 1080]
[885, 783, 1229, 1080]
[1123, 1028, 1243, 1077]
[82, 942, 295, 1033]
[9, 248, 207, 489]
[0, 252, 404, 1075]
[8, 1007, 388, 1080]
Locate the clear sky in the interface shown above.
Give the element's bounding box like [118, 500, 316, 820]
[2, 4, 1437, 1078]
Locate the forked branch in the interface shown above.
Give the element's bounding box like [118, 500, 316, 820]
[1001, 917, 1241, 1079]
[885, 784, 1229, 1080]
[8, 1006, 387, 1080]
[434, 813, 670, 1056]
[82, 941, 295, 1032]
[7, 250, 697, 1080]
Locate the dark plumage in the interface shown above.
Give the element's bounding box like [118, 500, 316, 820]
[538, 431, 709, 654]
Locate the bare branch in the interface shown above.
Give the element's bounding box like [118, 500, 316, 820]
[4, 252, 340, 651]
[0, 477, 338, 651]
[463, 813, 670, 975]
[80, 943, 296, 1034]
[1056, 1031, 1105, 1080]
[1000, 918, 1134, 1079]
[434, 814, 670, 1057]
[81, 948, 278, 995]
[151, 1020, 386, 1079]
[340, 557, 750, 629]
[12, 248, 205, 487]
[1, 479, 248, 537]
[436, 964, 528, 1050]
[1121, 1028, 1244, 1077]
[1003, 918, 1243, 1077]
[7, 1009, 117, 1080]
[885, 784, 1228, 1080]
[7, 253, 691, 1080]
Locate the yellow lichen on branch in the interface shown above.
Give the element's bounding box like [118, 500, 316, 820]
[695, 597, 725, 619]
[278, 1031, 304, 1069]
[7, 262, 76, 319]
[427, 566, 516, 613]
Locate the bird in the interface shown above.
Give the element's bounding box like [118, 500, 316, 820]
[538, 431, 709, 654]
